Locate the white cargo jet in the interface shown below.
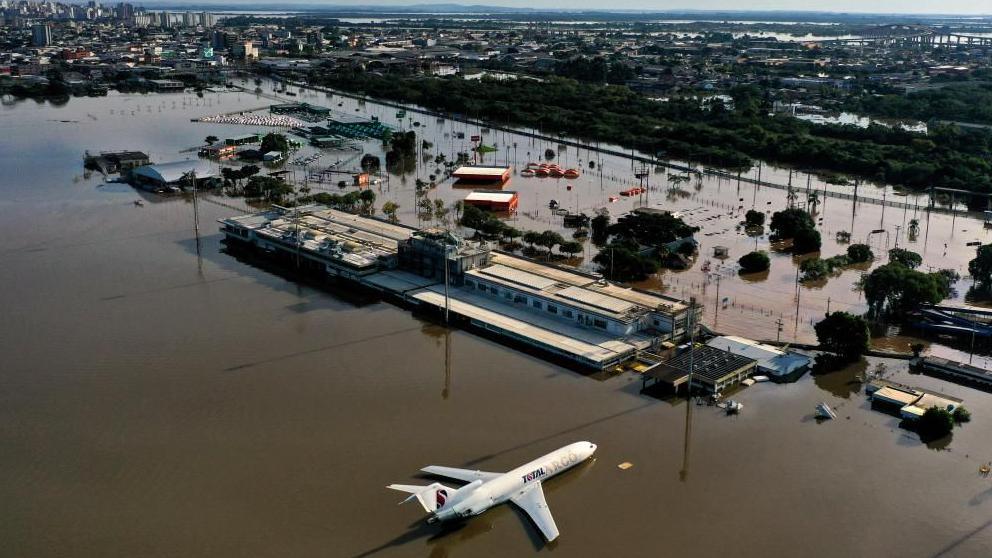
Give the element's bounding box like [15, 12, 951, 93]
[387, 441, 596, 542]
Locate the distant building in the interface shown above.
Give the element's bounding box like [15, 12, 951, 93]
[32, 24, 51, 47]
[225, 133, 261, 146]
[464, 190, 519, 212]
[84, 151, 150, 173]
[129, 160, 218, 190]
[452, 165, 511, 183]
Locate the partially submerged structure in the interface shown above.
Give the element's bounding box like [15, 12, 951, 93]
[129, 160, 219, 191]
[706, 335, 810, 380]
[641, 344, 758, 393]
[866, 379, 963, 421]
[84, 151, 150, 174]
[464, 190, 519, 212]
[219, 204, 699, 370]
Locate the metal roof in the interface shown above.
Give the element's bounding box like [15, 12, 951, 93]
[475, 264, 557, 291]
[557, 285, 635, 315]
[644, 345, 756, 384]
[131, 160, 217, 184]
[465, 190, 518, 203]
[453, 166, 510, 177]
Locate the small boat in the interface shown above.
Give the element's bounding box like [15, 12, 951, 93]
[563, 169, 580, 179]
[520, 169, 535, 177]
[815, 402, 837, 420]
[752, 375, 769, 383]
[535, 168, 549, 177]
[608, 196, 620, 203]
[549, 169, 564, 178]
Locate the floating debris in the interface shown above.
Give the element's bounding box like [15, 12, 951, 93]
[617, 462, 633, 470]
[815, 402, 837, 420]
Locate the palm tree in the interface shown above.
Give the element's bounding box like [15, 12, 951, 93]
[909, 218, 920, 239]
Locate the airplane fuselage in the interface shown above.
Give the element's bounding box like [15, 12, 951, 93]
[430, 441, 596, 523]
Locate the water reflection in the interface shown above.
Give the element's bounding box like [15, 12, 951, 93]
[812, 359, 867, 399]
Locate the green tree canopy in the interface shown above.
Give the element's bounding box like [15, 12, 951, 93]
[968, 244, 992, 287]
[744, 209, 765, 227]
[260, 132, 290, 154]
[862, 263, 951, 315]
[738, 250, 770, 273]
[593, 241, 658, 281]
[846, 243, 874, 263]
[889, 248, 922, 269]
[814, 311, 870, 362]
[769, 208, 815, 240]
[792, 226, 822, 254]
[917, 407, 955, 441]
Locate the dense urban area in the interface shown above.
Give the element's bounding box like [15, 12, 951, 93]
[3, 2, 992, 556]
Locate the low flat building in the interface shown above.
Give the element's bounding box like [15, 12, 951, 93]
[226, 133, 261, 146]
[871, 386, 922, 409]
[198, 144, 236, 158]
[452, 165, 511, 183]
[868, 380, 964, 421]
[147, 79, 185, 92]
[129, 160, 218, 190]
[84, 150, 150, 173]
[706, 335, 810, 379]
[464, 190, 519, 212]
[642, 345, 757, 393]
[913, 356, 992, 390]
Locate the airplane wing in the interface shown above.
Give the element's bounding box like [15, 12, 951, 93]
[510, 483, 560, 542]
[420, 465, 501, 483]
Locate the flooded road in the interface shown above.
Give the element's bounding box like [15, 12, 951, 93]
[1, 89, 991, 557]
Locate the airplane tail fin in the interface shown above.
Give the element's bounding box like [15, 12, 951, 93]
[386, 482, 454, 513]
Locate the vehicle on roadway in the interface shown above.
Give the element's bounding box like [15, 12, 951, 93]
[387, 441, 597, 542]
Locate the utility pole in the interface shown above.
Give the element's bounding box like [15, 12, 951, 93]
[713, 274, 721, 325]
[444, 240, 450, 324]
[826, 297, 831, 316]
[969, 326, 976, 365]
[686, 297, 697, 398]
[189, 170, 199, 238]
[776, 317, 784, 343]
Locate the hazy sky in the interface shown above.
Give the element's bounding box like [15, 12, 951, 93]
[151, 1, 991, 15]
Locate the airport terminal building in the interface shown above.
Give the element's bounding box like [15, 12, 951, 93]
[220, 205, 700, 370]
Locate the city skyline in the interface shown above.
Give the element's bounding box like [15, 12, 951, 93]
[139, 1, 992, 17]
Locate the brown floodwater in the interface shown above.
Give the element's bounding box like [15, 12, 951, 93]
[1, 87, 991, 557]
